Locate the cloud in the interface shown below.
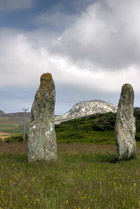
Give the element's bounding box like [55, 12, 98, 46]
[53, 0, 140, 70]
[0, 0, 34, 12]
[32, 0, 94, 30]
[0, 0, 140, 109]
[0, 28, 139, 95]
[33, 11, 77, 31]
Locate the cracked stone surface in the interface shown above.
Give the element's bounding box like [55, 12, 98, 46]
[115, 84, 136, 159]
[27, 73, 57, 162]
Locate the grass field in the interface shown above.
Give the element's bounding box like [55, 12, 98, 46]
[0, 142, 140, 209]
[0, 123, 24, 134]
[0, 112, 140, 208]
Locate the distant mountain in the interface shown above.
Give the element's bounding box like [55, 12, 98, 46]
[0, 112, 31, 126]
[0, 110, 5, 115]
[0, 112, 31, 118]
[55, 100, 117, 124]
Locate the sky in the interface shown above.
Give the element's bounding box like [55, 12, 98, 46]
[0, 0, 140, 114]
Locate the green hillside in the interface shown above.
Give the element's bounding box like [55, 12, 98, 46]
[56, 109, 140, 144]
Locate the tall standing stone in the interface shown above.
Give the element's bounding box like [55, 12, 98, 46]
[27, 73, 57, 162]
[115, 84, 136, 159]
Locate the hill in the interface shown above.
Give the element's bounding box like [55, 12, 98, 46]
[56, 109, 140, 144]
[0, 112, 30, 137]
[0, 107, 140, 144]
[0, 110, 5, 114]
[55, 100, 117, 124]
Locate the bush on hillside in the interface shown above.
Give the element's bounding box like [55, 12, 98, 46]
[5, 134, 28, 142]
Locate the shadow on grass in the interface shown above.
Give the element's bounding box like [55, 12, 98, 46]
[0, 153, 27, 163]
[62, 153, 137, 164]
[0, 152, 137, 165]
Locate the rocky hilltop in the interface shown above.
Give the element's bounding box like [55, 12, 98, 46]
[0, 100, 117, 124]
[55, 100, 117, 124]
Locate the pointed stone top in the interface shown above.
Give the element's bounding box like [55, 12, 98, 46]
[38, 73, 54, 98]
[41, 73, 52, 83]
[120, 83, 134, 106]
[122, 83, 133, 90]
[121, 83, 134, 96]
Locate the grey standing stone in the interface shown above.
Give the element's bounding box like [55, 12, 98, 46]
[115, 84, 136, 159]
[27, 73, 57, 162]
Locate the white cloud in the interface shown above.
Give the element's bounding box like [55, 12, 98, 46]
[53, 0, 140, 70]
[0, 29, 139, 95]
[0, 0, 34, 12]
[0, 0, 140, 104]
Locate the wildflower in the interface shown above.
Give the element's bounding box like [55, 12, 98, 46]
[66, 200, 68, 204]
[133, 183, 136, 186]
[37, 198, 40, 203]
[32, 177, 36, 181]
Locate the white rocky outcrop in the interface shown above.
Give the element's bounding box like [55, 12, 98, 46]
[55, 100, 117, 124]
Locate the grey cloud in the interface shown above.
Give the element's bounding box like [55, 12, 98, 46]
[0, 0, 34, 12]
[32, 0, 95, 31]
[51, 0, 140, 70]
[33, 12, 77, 31]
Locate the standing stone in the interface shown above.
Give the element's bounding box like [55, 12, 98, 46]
[27, 73, 57, 162]
[115, 84, 136, 159]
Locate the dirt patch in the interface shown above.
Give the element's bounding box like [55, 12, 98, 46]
[0, 142, 26, 154]
[57, 143, 116, 154]
[0, 132, 11, 141]
[0, 142, 140, 155]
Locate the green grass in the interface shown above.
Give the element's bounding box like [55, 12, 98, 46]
[0, 143, 140, 209]
[56, 129, 115, 144]
[0, 123, 23, 134]
[55, 113, 115, 144]
[3, 134, 28, 142]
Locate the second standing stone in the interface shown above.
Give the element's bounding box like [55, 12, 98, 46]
[115, 84, 136, 160]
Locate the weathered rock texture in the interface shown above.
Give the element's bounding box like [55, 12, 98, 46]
[115, 84, 136, 159]
[27, 73, 57, 162]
